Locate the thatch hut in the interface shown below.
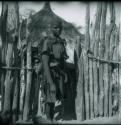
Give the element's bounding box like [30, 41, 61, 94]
[20, 2, 84, 63]
[19, 2, 84, 119]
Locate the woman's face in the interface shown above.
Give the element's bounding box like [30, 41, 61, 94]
[52, 26, 62, 37]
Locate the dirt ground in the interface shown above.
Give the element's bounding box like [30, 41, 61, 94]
[15, 114, 120, 124]
[59, 115, 120, 124]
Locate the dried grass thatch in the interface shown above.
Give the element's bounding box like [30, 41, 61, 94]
[20, 2, 84, 48]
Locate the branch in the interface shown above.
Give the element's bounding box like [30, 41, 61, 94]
[87, 54, 120, 64]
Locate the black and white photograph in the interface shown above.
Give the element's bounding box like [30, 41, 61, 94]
[0, 1, 121, 124]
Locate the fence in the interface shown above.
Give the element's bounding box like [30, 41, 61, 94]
[75, 2, 121, 121]
[0, 1, 121, 123]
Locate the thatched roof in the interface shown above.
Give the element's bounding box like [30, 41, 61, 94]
[20, 2, 84, 47]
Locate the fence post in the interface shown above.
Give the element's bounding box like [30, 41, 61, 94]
[108, 2, 116, 117]
[2, 2, 19, 118]
[19, 21, 26, 121]
[92, 3, 102, 117]
[112, 26, 119, 116]
[12, 30, 19, 122]
[84, 2, 90, 119]
[99, 2, 107, 117]
[75, 36, 84, 121]
[11, 3, 19, 122]
[119, 23, 121, 124]
[0, 2, 8, 112]
[23, 17, 32, 121]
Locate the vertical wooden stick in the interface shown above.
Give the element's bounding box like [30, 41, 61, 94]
[23, 17, 32, 121]
[2, 2, 19, 116]
[108, 2, 115, 117]
[99, 2, 107, 117]
[19, 21, 26, 120]
[83, 51, 89, 119]
[75, 37, 84, 121]
[92, 3, 102, 117]
[0, 2, 8, 112]
[19, 56, 25, 120]
[12, 33, 20, 122]
[84, 2, 90, 119]
[119, 23, 121, 124]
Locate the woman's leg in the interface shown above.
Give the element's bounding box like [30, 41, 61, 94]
[45, 102, 54, 121]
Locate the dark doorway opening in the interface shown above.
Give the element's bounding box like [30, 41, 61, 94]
[63, 62, 77, 120]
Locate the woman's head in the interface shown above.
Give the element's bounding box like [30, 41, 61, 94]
[52, 20, 62, 37]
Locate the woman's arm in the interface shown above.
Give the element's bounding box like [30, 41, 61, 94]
[42, 55, 53, 85]
[42, 54, 56, 92]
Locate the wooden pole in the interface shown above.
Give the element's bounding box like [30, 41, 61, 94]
[109, 26, 116, 116]
[112, 27, 119, 116]
[85, 3, 94, 119]
[103, 2, 115, 117]
[11, 3, 19, 122]
[0, 2, 8, 112]
[23, 17, 32, 121]
[12, 33, 19, 122]
[108, 2, 116, 117]
[19, 20, 26, 121]
[74, 36, 80, 85]
[75, 37, 84, 121]
[88, 56, 121, 64]
[0, 28, 2, 112]
[75, 53, 84, 121]
[92, 2, 102, 117]
[99, 2, 107, 117]
[73, 20, 84, 120]
[84, 2, 90, 119]
[119, 22, 121, 124]
[117, 28, 120, 116]
[89, 54, 94, 119]
[83, 50, 89, 120]
[2, 2, 19, 118]
[103, 25, 110, 117]
[116, 25, 120, 118]
[19, 54, 25, 120]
